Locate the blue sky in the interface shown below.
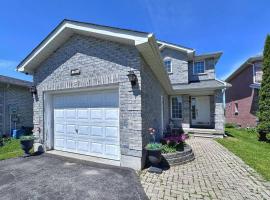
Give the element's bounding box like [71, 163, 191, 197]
[0, 0, 270, 81]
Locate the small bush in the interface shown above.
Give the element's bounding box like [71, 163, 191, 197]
[161, 144, 177, 153]
[145, 143, 162, 150]
[20, 135, 35, 141]
[225, 123, 237, 128]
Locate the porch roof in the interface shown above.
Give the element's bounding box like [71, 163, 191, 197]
[172, 79, 231, 93]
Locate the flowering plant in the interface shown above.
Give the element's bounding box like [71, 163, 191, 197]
[145, 127, 162, 150]
[162, 134, 187, 145]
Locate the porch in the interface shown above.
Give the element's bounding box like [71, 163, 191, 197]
[165, 89, 225, 138]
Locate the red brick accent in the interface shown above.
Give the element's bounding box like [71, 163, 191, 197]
[225, 65, 258, 127]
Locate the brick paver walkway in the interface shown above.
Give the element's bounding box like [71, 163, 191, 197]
[140, 137, 270, 200]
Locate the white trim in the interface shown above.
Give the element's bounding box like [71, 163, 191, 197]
[170, 96, 183, 120]
[17, 20, 150, 73]
[157, 41, 194, 54]
[161, 96, 164, 133]
[163, 58, 173, 73]
[193, 60, 206, 75]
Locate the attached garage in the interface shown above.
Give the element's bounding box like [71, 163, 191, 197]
[51, 89, 120, 160]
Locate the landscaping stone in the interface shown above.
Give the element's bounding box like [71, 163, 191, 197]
[140, 137, 270, 200]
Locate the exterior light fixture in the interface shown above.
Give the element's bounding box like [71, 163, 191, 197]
[30, 86, 37, 96]
[127, 71, 137, 86]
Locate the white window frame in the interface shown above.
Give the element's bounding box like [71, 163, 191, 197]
[164, 59, 172, 73]
[234, 102, 239, 115]
[193, 60, 205, 75]
[253, 62, 262, 84]
[170, 96, 182, 119]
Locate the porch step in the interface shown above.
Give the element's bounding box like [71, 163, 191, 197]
[185, 128, 224, 138]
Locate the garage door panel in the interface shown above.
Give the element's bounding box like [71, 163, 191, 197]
[77, 140, 89, 152]
[66, 124, 76, 135]
[77, 109, 89, 121]
[77, 125, 90, 135]
[105, 127, 118, 139]
[55, 124, 65, 134]
[105, 144, 119, 156]
[66, 139, 76, 151]
[90, 109, 103, 120]
[66, 109, 76, 119]
[91, 126, 103, 137]
[55, 138, 65, 149]
[53, 89, 120, 160]
[105, 109, 118, 120]
[91, 142, 103, 154]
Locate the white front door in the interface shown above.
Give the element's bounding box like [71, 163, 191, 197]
[191, 96, 210, 126]
[53, 89, 120, 160]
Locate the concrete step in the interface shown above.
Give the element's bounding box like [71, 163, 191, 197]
[185, 128, 224, 138]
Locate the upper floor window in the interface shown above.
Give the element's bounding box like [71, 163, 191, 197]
[171, 96, 182, 119]
[253, 62, 263, 83]
[193, 61, 205, 74]
[164, 59, 172, 73]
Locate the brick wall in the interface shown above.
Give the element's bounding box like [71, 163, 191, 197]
[33, 34, 148, 169]
[188, 58, 216, 82]
[225, 65, 258, 127]
[0, 83, 33, 136]
[160, 48, 189, 84]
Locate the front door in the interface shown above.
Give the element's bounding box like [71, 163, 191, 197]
[191, 96, 210, 127]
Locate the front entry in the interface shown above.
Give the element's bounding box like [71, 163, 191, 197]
[191, 96, 210, 127]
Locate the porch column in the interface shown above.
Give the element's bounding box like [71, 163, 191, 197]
[182, 95, 190, 129]
[214, 89, 225, 132]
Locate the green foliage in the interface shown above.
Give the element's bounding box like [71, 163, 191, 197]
[225, 123, 237, 128]
[161, 144, 177, 153]
[0, 139, 23, 160]
[20, 135, 35, 141]
[257, 35, 270, 140]
[145, 143, 162, 150]
[217, 128, 270, 180]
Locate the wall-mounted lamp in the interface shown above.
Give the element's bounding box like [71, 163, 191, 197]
[30, 86, 37, 96]
[127, 71, 138, 87]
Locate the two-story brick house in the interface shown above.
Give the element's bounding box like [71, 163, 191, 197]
[225, 55, 263, 128]
[17, 20, 229, 169]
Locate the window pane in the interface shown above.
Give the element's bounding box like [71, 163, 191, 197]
[164, 60, 172, 73]
[171, 96, 182, 118]
[194, 61, 205, 74]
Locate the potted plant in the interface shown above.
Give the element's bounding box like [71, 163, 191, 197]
[145, 128, 163, 172]
[20, 135, 35, 157]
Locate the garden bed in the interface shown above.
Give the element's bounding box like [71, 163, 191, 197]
[162, 144, 195, 166]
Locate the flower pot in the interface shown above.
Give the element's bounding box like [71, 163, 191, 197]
[20, 139, 34, 157]
[146, 148, 162, 166]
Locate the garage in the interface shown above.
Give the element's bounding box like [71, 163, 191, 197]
[53, 89, 120, 160]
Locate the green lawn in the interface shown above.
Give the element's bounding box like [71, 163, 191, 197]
[0, 139, 23, 160]
[217, 128, 270, 181]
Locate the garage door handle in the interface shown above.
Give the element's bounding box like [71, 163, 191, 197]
[75, 129, 78, 133]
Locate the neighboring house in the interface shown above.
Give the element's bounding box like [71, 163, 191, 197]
[0, 75, 33, 136]
[17, 19, 229, 170]
[225, 55, 263, 128]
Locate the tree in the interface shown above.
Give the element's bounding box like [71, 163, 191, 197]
[257, 35, 270, 141]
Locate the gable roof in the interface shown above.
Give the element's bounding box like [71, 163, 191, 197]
[0, 75, 32, 88]
[225, 55, 263, 82]
[17, 19, 173, 93]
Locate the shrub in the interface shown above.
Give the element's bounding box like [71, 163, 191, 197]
[145, 143, 162, 150]
[20, 135, 35, 141]
[225, 123, 237, 128]
[257, 35, 270, 141]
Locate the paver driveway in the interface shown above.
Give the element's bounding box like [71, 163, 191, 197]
[140, 137, 270, 200]
[0, 154, 148, 200]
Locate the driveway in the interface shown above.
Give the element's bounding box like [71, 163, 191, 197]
[0, 154, 148, 200]
[140, 137, 270, 200]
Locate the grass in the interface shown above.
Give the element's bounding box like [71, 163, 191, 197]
[216, 128, 270, 181]
[0, 139, 23, 160]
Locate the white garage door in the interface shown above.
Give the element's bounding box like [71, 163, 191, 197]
[53, 89, 120, 160]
